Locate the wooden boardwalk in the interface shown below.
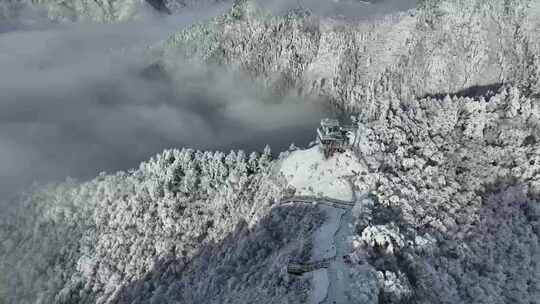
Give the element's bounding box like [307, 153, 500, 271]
[279, 195, 355, 276]
[287, 257, 335, 275]
[279, 195, 355, 210]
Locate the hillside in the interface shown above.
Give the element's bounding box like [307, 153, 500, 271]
[1, 0, 540, 303]
[161, 0, 540, 116]
[1, 148, 307, 303]
[2, 85, 540, 303]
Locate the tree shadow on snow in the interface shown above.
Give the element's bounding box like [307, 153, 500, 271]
[109, 204, 324, 304]
[422, 83, 505, 100]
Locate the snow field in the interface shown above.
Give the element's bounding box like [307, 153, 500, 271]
[279, 146, 365, 201]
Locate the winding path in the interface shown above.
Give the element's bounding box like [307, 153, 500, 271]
[279, 196, 355, 210]
[278, 195, 356, 304]
[322, 206, 354, 304]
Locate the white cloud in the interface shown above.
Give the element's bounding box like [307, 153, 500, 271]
[0, 5, 328, 197]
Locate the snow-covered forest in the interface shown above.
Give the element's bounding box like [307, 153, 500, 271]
[0, 147, 321, 303]
[163, 0, 540, 114]
[348, 85, 540, 303]
[1, 0, 540, 303]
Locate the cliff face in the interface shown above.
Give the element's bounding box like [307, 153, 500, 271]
[163, 0, 540, 117]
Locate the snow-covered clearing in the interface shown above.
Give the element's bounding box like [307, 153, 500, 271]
[279, 146, 365, 201]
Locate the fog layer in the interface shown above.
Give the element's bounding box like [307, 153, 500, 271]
[0, 0, 418, 197]
[0, 4, 329, 197]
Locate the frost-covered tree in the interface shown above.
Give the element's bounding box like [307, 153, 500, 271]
[0, 147, 294, 303]
[5, 0, 228, 22]
[351, 85, 540, 303]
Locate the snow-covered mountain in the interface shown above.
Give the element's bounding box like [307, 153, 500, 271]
[1, 0, 232, 22]
[2, 85, 539, 303]
[1, 0, 540, 303]
[161, 0, 540, 116]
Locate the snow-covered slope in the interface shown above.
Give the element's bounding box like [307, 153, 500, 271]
[282, 84, 540, 304]
[2, 86, 540, 303]
[111, 203, 324, 304]
[2, 1, 540, 303]
[0, 0, 25, 20]
[0, 148, 308, 303]
[162, 0, 540, 116]
[347, 85, 540, 303]
[279, 146, 365, 201]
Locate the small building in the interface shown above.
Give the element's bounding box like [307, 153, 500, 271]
[316, 118, 355, 158]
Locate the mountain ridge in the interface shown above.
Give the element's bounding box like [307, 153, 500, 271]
[161, 0, 540, 117]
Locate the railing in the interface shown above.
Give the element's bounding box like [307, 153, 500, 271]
[287, 257, 334, 275]
[278, 195, 355, 210]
